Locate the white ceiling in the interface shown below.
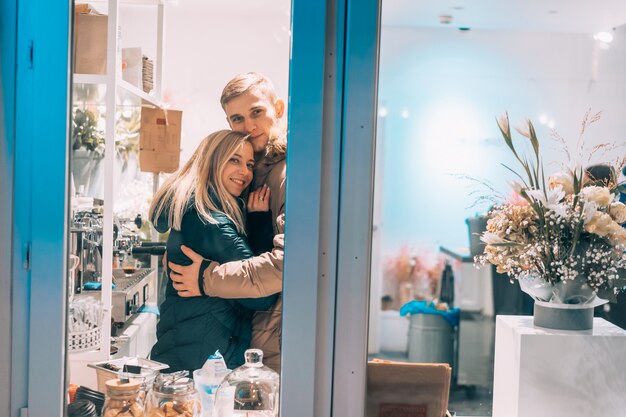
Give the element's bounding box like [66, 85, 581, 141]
[171, 0, 626, 34]
[381, 0, 626, 33]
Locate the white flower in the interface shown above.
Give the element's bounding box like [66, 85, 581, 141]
[609, 202, 626, 224]
[548, 172, 574, 195]
[515, 119, 531, 138]
[608, 226, 626, 247]
[582, 201, 598, 224]
[550, 203, 569, 218]
[497, 112, 510, 135]
[526, 186, 565, 208]
[585, 211, 620, 239]
[582, 186, 613, 207]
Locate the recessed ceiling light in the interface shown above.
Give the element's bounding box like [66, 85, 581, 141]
[594, 31, 614, 43]
[453, 6, 464, 10]
[548, 10, 558, 14]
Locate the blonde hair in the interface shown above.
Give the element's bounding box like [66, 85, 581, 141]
[149, 130, 250, 234]
[220, 72, 287, 157]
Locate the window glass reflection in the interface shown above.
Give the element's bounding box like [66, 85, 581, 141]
[67, 2, 291, 415]
[369, 2, 626, 416]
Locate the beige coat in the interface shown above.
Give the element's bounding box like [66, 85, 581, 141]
[202, 152, 286, 372]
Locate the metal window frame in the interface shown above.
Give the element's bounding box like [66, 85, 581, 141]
[13, 0, 72, 415]
[282, 0, 381, 415]
[331, 0, 381, 414]
[1, 0, 18, 415]
[8, 0, 381, 414]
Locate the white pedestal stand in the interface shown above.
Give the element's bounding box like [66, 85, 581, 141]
[493, 316, 626, 417]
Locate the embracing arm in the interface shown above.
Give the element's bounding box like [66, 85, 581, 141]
[200, 229, 284, 298]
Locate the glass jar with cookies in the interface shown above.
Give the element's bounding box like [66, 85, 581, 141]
[102, 378, 145, 417]
[145, 372, 200, 417]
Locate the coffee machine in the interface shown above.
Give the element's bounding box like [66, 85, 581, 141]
[70, 210, 104, 294]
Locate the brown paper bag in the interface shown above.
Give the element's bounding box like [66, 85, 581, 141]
[139, 107, 182, 173]
[367, 359, 451, 417]
[74, 4, 108, 74]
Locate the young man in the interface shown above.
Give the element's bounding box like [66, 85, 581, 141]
[168, 72, 286, 372]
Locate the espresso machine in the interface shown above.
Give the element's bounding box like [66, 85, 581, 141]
[108, 215, 165, 324]
[71, 210, 166, 325]
[70, 210, 104, 294]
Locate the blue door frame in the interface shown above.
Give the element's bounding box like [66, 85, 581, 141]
[4, 0, 381, 414]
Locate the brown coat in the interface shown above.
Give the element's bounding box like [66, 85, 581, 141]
[202, 152, 286, 372]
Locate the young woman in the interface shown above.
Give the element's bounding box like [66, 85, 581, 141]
[148, 130, 276, 372]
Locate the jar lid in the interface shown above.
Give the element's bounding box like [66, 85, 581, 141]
[67, 399, 97, 417]
[105, 378, 142, 392]
[153, 374, 195, 395]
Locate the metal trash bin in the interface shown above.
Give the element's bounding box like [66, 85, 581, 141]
[408, 313, 454, 365]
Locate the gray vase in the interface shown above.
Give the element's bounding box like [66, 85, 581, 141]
[533, 300, 594, 331]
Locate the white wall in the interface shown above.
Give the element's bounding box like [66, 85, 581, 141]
[377, 25, 626, 255]
[119, 2, 291, 162]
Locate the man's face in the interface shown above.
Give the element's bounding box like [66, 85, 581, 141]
[224, 88, 284, 153]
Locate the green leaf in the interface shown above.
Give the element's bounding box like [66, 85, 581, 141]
[528, 120, 540, 159]
[501, 163, 528, 187]
[490, 241, 523, 247]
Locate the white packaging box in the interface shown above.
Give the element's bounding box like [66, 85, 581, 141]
[493, 315, 626, 417]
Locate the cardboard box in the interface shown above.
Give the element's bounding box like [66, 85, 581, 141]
[74, 4, 108, 74]
[367, 359, 451, 417]
[139, 107, 182, 173]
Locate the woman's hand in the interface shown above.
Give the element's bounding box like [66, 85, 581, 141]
[247, 184, 270, 212]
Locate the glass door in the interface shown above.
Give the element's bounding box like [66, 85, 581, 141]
[353, 1, 626, 416]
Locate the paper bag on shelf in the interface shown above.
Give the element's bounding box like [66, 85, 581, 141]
[367, 359, 451, 417]
[139, 107, 182, 173]
[74, 4, 108, 75]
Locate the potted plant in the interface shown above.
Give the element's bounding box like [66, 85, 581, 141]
[476, 111, 626, 330]
[72, 108, 105, 196]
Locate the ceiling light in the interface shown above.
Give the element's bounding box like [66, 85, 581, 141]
[401, 109, 410, 119]
[439, 15, 453, 25]
[594, 32, 614, 43]
[538, 114, 548, 125]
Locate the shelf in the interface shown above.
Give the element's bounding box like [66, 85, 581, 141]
[73, 76, 162, 108]
[118, 79, 162, 107]
[74, 73, 108, 85]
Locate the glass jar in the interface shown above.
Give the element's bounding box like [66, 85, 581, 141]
[102, 379, 144, 417]
[213, 349, 280, 417]
[145, 372, 200, 417]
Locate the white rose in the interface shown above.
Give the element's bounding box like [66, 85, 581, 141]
[584, 212, 614, 236]
[608, 224, 626, 247]
[609, 202, 626, 224]
[582, 186, 613, 207]
[548, 172, 574, 195]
